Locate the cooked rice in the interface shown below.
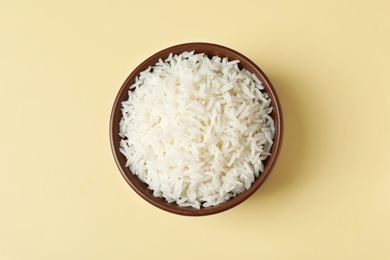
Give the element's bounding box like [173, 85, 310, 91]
[119, 51, 275, 209]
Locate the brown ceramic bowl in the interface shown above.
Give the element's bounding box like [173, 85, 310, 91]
[110, 42, 283, 216]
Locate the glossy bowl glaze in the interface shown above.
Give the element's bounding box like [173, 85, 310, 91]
[110, 42, 283, 216]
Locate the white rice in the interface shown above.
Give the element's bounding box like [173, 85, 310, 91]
[119, 51, 275, 209]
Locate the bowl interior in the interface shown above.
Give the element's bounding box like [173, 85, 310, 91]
[110, 42, 283, 216]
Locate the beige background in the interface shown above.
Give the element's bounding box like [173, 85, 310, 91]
[1, 0, 389, 259]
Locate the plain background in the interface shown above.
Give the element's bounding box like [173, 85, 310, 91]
[1, 0, 389, 259]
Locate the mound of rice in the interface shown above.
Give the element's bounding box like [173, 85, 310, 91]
[119, 51, 275, 209]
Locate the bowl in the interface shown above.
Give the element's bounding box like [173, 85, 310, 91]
[110, 42, 283, 216]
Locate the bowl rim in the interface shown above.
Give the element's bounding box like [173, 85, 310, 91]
[110, 42, 283, 216]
